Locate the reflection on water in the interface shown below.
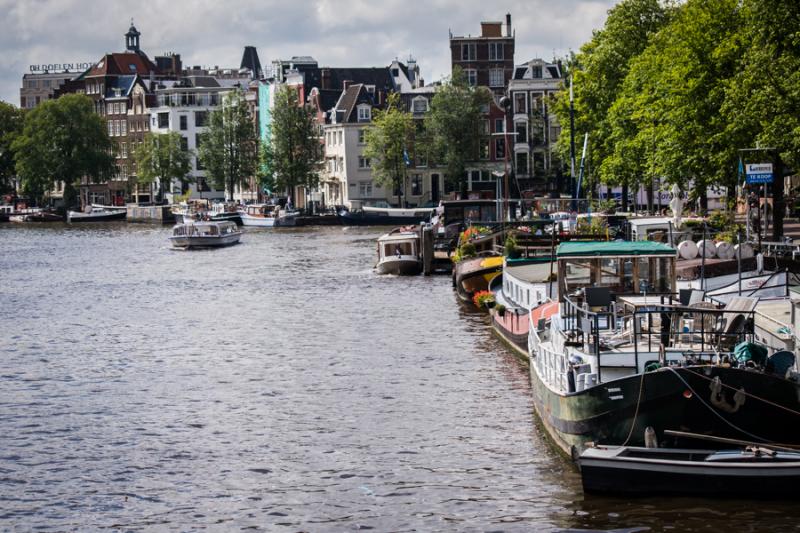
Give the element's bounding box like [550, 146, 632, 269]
[0, 223, 796, 531]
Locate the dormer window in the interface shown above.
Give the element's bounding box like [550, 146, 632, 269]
[357, 105, 371, 122]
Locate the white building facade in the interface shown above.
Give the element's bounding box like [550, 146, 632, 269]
[148, 79, 240, 203]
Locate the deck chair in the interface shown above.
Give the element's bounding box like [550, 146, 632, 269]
[715, 297, 758, 352]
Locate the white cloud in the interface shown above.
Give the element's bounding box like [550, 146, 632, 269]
[0, 0, 616, 105]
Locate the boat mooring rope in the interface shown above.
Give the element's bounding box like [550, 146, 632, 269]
[665, 367, 771, 443]
[621, 369, 647, 447]
[682, 367, 800, 418]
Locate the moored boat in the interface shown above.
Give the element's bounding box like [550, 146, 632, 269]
[579, 442, 800, 496]
[169, 221, 242, 248]
[526, 240, 800, 459]
[339, 206, 434, 226]
[9, 208, 64, 222]
[375, 228, 422, 275]
[239, 203, 296, 227]
[67, 205, 127, 222]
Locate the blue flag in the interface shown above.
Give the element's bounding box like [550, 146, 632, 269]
[403, 148, 411, 167]
[738, 157, 744, 186]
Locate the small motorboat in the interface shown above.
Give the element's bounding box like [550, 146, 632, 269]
[376, 227, 422, 275]
[67, 205, 127, 223]
[9, 208, 63, 222]
[579, 441, 800, 496]
[239, 203, 298, 227]
[169, 221, 242, 249]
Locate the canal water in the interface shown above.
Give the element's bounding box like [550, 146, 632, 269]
[0, 223, 797, 532]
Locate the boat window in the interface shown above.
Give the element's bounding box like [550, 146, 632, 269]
[564, 259, 592, 291]
[385, 242, 413, 256]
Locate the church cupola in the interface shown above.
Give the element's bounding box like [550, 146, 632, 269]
[125, 20, 141, 52]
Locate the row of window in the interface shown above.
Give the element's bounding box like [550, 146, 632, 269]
[107, 102, 128, 115]
[460, 42, 505, 61]
[154, 111, 209, 130]
[108, 119, 127, 137]
[156, 92, 222, 108]
[511, 91, 554, 115]
[461, 68, 505, 88]
[325, 129, 344, 146]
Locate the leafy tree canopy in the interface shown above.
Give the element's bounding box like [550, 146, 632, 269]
[13, 94, 114, 207]
[423, 66, 492, 193]
[363, 92, 414, 206]
[133, 131, 192, 201]
[263, 85, 322, 196]
[198, 90, 258, 200]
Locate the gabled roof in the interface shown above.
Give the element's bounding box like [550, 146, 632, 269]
[187, 76, 221, 88]
[86, 52, 158, 78]
[333, 84, 365, 123]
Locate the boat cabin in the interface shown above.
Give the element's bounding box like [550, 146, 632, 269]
[378, 232, 418, 258]
[556, 241, 677, 301]
[172, 221, 239, 237]
[246, 204, 277, 217]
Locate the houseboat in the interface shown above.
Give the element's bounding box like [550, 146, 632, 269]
[67, 205, 127, 222]
[169, 221, 242, 249]
[239, 204, 297, 227]
[526, 240, 800, 459]
[375, 228, 422, 275]
[339, 205, 434, 226]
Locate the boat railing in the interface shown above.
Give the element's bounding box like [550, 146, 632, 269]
[529, 317, 569, 392]
[560, 293, 758, 379]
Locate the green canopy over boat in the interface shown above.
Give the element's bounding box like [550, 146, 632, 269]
[556, 241, 676, 258]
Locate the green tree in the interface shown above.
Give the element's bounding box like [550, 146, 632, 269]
[363, 92, 414, 206]
[263, 85, 322, 198]
[133, 131, 192, 202]
[13, 94, 114, 208]
[0, 102, 24, 195]
[198, 90, 258, 200]
[423, 66, 492, 194]
[723, 0, 800, 236]
[552, 0, 673, 208]
[605, 0, 745, 213]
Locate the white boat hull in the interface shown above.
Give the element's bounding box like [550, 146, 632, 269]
[240, 213, 275, 227]
[67, 209, 126, 223]
[376, 256, 422, 275]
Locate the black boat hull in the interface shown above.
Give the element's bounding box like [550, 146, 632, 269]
[580, 448, 800, 497]
[530, 362, 800, 457]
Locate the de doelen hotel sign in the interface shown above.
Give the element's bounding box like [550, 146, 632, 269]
[745, 163, 773, 184]
[29, 62, 93, 73]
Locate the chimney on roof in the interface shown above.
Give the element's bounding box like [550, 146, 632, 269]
[342, 80, 354, 90]
[321, 68, 331, 90]
[481, 21, 502, 38]
[506, 13, 512, 37]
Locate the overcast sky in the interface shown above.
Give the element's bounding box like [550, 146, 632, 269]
[1, 0, 617, 106]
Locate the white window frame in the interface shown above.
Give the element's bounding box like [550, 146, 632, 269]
[358, 156, 371, 169]
[412, 96, 428, 114]
[358, 129, 366, 144]
[465, 69, 477, 87]
[461, 42, 476, 61]
[489, 68, 504, 88]
[357, 105, 371, 122]
[489, 42, 504, 61]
